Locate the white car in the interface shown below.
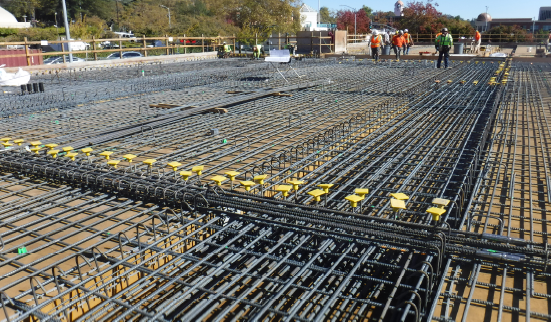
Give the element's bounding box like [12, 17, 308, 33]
[67, 40, 90, 51]
[106, 51, 143, 59]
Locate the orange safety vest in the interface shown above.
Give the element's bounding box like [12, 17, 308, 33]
[475, 31, 481, 41]
[404, 32, 411, 43]
[371, 35, 382, 48]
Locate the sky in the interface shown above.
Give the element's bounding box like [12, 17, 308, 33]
[304, 0, 544, 21]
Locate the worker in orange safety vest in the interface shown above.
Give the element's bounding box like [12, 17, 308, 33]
[403, 29, 414, 54]
[370, 30, 383, 61]
[474, 30, 481, 53]
[392, 30, 406, 60]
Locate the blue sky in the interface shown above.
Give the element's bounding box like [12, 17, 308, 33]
[304, 0, 544, 21]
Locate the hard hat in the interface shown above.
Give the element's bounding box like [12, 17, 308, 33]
[442, 28, 448, 32]
[373, 30, 378, 35]
[399, 30, 403, 34]
[404, 29, 408, 32]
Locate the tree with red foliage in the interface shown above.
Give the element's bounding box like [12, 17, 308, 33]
[397, 0, 442, 34]
[337, 9, 371, 34]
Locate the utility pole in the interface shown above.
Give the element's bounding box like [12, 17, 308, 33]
[485, 6, 488, 32]
[160, 5, 171, 29]
[61, 0, 73, 63]
[116, 0, 120, 31]
[318, 0, 320, 28]
[55, 12, 59, 40]
[340, 5, 357, 42]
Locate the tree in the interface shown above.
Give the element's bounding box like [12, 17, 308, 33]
[437, 16, 474, 35]
[361, 5, 372, 17]
[227, 0, 301, 43]
[319, 6, 336, 24]
[337, 9, 371, 34]
[486, 25, 528, 42]
[397, 0, 442, 33]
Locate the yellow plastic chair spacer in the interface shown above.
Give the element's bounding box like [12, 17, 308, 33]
[45, 144, 58, 150]
[66, 152, 78, 161]
[308, 189, 326, 202]
[123, 154, 137, 162]
[47, 150, 60, 158]
[427, 207, 446, 221]
[240, 180, 255, 191]
[317, 183, 334, 193]
[107, 160, 121, 168]
[355, 188, 369, 199]
[276, 185, 293, 197]
[99, 151, 114, 160]
[167, 161, 182, 171]
[0, 138, 11, 143]
[390, 198, 406, 212]
[224, 171, 240, 181]
[254, 174, 268, 185]
[29, 141, 41, 147]
[192, 165, 204, 175]
[62, 146, 74, 152]
[390, 193, 409, 200]
[345, 194, 363, 208]
[210, 175, 227, 186]
[288, 180, 304, 190]
[81, 147, 93, 156]
[13, 139, 24, 146]
[180, 171, 192, 181]
[143, 159, 156, 166]
[432, 198, 450, 208]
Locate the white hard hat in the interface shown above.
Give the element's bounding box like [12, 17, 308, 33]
[373, 30, 378, 35]
[404, 29, 408, 32]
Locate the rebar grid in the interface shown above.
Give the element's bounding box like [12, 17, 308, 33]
[0, 57, 548, 322]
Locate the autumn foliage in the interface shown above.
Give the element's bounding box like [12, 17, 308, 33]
[336, 9, 371, 34]
[397, 0, 474, 34]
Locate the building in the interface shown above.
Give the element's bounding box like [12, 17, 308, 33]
[299, 4, 335, 31]
[472, 10, 551, 33]
[474, 13, 492, 32]
[300, 4, 318, 31]
[0, 6, 31, 28]
[394, 1, 404, 17]
[539, 7, 551, 20]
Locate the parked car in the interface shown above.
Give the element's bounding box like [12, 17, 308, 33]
[114, 32, 137, 42]
[43, 56, 86, 64]
[106, 51, 143, 59]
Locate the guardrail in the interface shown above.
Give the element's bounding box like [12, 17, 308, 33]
[0, 34, 337, 66]
[347, 33, 550, 43]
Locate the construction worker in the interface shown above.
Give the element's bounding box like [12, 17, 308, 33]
[253, 44, 262, 59]
[393, 30, 406, 60]
[404, 29, 414, 54]
[546, 31, 551, 53]
[474, 30, 481, 53]
[435, 27, 453, 68]
[370, 30, 383, 61]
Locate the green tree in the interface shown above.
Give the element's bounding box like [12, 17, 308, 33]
[361, 5, 372, 17]
[319, 6, 336, 24]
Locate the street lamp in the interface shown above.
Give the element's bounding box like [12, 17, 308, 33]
[485, 6, 488, 32]
[340, 5, 356, 42]
[160, 5, 171, 29]
[55, 12, 59, 40]
[61, 0, 73, 63]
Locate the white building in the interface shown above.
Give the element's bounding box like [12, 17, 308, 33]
[300, 4, 319, 31]
[394, 1, 404, 17]
[0, 6, 31, 28]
